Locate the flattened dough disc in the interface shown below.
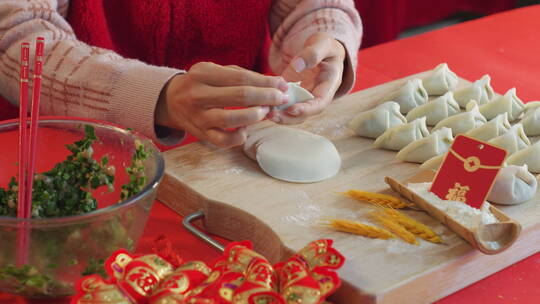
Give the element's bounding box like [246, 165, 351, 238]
[244, 126, 341, 183]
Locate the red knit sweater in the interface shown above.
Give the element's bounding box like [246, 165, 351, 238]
[67, 0, 273, 73]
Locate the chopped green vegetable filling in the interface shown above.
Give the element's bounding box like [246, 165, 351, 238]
[120, 140, 149, 201]
[0, 125, 115, 218]
[81, 258, 107, 278]
[0, 264, 56, 295]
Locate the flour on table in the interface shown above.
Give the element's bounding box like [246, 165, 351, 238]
[280, 191, 322, 227]
[224, 167, 243, 175]
[408, 182, 498, 229]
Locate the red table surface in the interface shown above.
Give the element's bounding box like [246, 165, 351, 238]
[2, 5, 540, 304]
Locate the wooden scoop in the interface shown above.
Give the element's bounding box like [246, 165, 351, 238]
[385, 171, 521, 255]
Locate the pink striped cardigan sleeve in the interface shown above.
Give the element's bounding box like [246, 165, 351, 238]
[270, 0, 363, 96]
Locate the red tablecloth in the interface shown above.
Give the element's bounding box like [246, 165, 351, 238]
[2, 5, 540, 304]
[354, 0, 518, 48]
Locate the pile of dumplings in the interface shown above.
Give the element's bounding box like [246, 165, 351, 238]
[348, 63, 540, 205]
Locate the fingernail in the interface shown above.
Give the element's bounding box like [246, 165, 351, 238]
[281, 94, 290, 105]
[292, 58, 306, 73]
[278, 79, 289, 92]
[270, 116, 282, 124]
[260, 106, 270, 116]
[288, 109, 300, 116]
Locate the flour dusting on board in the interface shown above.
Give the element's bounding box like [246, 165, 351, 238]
[280, 191, 324, 227]
[224, 167, 243, 175]
[310, 124, 348, 137]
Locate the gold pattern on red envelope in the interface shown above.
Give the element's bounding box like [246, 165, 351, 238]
[445, 183, 470, 202]
[430, 135, 507, 209]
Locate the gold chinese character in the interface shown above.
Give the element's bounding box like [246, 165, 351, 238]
[445, 183, 470, 202]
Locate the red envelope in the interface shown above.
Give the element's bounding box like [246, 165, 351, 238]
[430, 135, 507, 208]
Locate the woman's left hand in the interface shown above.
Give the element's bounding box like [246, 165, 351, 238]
[269, 32, 346, 124]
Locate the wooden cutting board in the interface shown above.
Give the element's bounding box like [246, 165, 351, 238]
[157, 71, 540, 303]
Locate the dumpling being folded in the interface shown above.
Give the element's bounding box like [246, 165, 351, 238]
[380, 78, 428, 114]
[396, 127, 454, 163]
[373, 117, 429, 151]
[487, 165, 537, 205]
[453, 75, 494, 108]
[507, 141, 540, 173]
[405, 91, 461, 126]
[276, 82, 314, 110]
[521, 101, 540, 136]
[420, 153, 446, 171]
[465, 112, 511, 141]
[479, 88, 525, 121]
[422, 63, 458, 95]
[348, 102, 407, 138]
[488, 123, 531, 155]
[433, 100, 486, 136]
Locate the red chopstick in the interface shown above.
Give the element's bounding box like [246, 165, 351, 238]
[17, 43, 30, 218]
[16, 43, 30, 267]
[16, 37, 45, 267]
[24, 37, 44, 216]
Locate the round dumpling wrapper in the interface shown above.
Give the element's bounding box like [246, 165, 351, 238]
[245, 127, 341, 183]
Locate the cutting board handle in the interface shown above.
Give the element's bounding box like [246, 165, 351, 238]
[183, 211, 225, 252]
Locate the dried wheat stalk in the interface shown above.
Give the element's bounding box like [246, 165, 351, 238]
[370, 211, 419, 245]
[381, 208, 442, 244]
[343, 190, 414, 209]
[324, 219, 395, 240]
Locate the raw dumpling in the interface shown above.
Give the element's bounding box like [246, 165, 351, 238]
[524, 101, 540, 112]
[420, 153, 446, 171]
[422, 63, 458, 95]
[405, 91, 461, 126]
[506, 141, 540, 173]
[453, 75, 494, 108]
[521, 101, 540, 136]
[373, 117, 429, 151]
[488, 124, 531, 155]
[243, 126, 340, 183]
[465, 112, 511, 141]
[479, 88, 525, 121]
[276, 82, 314, 110]
[432, 100, 486, 136]
[487, 165, 537, 205]
[396, 127, 454, 163]
[348, 102, 407, 138]
[380, 78, 428, 114]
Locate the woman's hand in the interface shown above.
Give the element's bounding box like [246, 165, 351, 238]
[270, 33, 346, 124]
[156, 62, 289, 148]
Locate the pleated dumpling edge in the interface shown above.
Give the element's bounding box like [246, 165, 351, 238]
[380, 78, 428, 114]
[348, 101, 407, 139]
[422, 63, 459, 95]
[373, 117, 430, 151]
[396, 127, 454, 163]
[406, 91, 461, 126]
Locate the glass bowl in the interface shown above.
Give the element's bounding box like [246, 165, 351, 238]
[0, 117, 164, 298]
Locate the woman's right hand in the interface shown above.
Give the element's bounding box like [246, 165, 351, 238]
[156, 62, 289, 148]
